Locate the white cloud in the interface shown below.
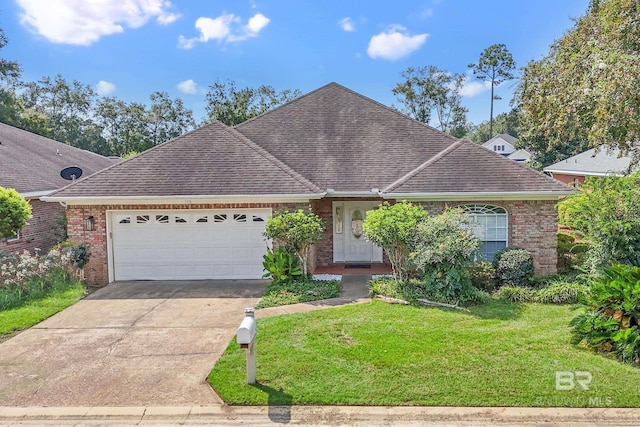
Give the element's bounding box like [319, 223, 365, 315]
[177, 79, 198, 94]
[459, 73, 493, 97]
[178, 12, 269, 49]
[338, 17, 355, 32]
[95, 80, 116, 95]
[367, 26, 428, 61]
[16, 0, 180, 46]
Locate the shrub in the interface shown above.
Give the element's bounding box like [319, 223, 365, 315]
[469, 261, 497, 292]
[537, 281, 589, 304]
[495, 286, 538, 303]
[262, 246, 302, 283]
[411, 208, 479, 298]
[558, 173, 640, 273]
[370, 277, 488, 307]
[557, 232, 588, 273]
[0, 187, 32, 239]
[570, 264, 640, 365]
[493, 247, 534, 286]
[264, 209, 325, 277]
[363, 201, 428, 281]
[257, 277, 341, 308]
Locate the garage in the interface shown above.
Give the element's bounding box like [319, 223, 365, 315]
[109, 209, 271, 281]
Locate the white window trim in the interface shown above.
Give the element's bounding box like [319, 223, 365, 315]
[461, 204, 508, 261]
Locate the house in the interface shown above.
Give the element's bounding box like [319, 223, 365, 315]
[481, 134, 518, 156]
[0, 123, 118, 254]
[544, 148, 634, 187]
[43, 83, 571, 285]
[507, 149, 532, 163]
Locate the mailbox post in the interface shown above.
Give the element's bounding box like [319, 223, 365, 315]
[236, 307, 257, 384]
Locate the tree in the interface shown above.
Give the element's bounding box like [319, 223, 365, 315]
[465, 108, 522, 143]
[362, 201, 428, 282]
[95, 97, 149, 156]
[264, 209, 325, 277]
[469, 44, 516, 139]
[205, 80, 301, 126]
[558, 173, 640, 273]
[392, 66, 468, 135]
[516, 0, 640, 166]
[147, 91, 195, 146]
[0, 187, 32, 239]
[0, 26, 21, 84]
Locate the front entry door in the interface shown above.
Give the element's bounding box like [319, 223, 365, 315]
[344, 203, 383, 262]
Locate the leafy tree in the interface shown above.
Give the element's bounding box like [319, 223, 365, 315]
[0, 187, 32, 239]
[205, 80, 301, 126]
[516, 0, 640, 166]
[392, 66, 468, 135]
[558, 173, 640, 273]
[465, 108, 522, 143]
[147, 91, 195, 146]
[468, 44, 516, 138]
[264, 209, 325, 277]
[411, 208, 479, 297]
[0, 26, 21, 84]
[363, 201, 428, 281]
[95, 97, 149, 156]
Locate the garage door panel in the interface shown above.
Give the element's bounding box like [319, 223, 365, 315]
[111, 209, 270, 281]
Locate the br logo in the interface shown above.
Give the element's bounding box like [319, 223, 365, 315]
[555, 371, 592, 391]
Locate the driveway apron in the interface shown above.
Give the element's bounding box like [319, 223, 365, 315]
[0, 280, 268, 406]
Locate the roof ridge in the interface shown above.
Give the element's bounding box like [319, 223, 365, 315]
[217, 123, 323, 193]
[384, 139, 465, 192]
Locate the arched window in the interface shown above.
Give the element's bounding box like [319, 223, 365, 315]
[461, 204, 508, 261]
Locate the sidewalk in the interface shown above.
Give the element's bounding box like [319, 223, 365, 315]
[2, 405, 639, 426]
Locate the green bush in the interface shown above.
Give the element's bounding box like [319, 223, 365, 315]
[493, 247, 534, 286]
[257, 278, 341, 308]
[370, 277, 488, 307]
[0, 186, 32, 239]
[537, 281, 589, 304]
[557, 232, 588, 272]
[570, 264, 640, 365]
[262, 246, 302, 283]
[495, 286, 538, 303]
[469, 261, 497, 292]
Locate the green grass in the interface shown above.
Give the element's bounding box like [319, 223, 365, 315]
[0, 279, 86, 336]
[256, 279, 341, 308]
[209, 300, 640, 407]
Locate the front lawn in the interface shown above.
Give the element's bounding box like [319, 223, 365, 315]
[0, 274, 86, 338]
[256, 278, 341, 309]
[209, 300, 640, 406]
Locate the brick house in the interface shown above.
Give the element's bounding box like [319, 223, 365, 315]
[0, 123, 118, 254]
[44, 83, 571, 286]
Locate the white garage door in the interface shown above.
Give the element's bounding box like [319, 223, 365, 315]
[110, 209, 270, 281]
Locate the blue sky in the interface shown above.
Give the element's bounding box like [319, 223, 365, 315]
[2, 0, 590, 125]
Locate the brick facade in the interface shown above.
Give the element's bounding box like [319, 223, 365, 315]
[66, 198, 558, 286]
[549, 173, 584, 187]
[66, 202, 306, 286]
[0, 199, 65, 255]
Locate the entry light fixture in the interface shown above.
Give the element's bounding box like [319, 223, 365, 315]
[84, 215, 95, 231]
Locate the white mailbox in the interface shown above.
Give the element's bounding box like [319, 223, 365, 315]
[237, 309, 257, 348]
[237, 308, 257, 384]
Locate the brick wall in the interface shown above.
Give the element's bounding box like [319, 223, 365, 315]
[66, 202, 306, 286]
[550, 173, 584, 187]
[415, 200, 559, 275]
[0, 199, 65, 255]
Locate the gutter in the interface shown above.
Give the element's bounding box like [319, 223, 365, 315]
[380, 191, 573, 201]
[41, 193, 326, 206]
[543, 169, 624, 177]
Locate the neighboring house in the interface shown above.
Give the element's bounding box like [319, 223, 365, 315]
[507, 149, 532, 163]
[481, 134, 518, 156]
[0, 123, 118, 254]
[43, 83, 571, 286]
[544, 148, 634, 187]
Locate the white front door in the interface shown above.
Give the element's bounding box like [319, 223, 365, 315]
[336, 202, 383, 263]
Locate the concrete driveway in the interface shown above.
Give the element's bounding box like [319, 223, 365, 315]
[0, 280, 268, 407]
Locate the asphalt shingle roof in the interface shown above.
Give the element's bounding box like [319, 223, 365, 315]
[544, 148, 634, 176]
[47, 83, 570, 199]
[52, 121, 320, 197]
[0, 123, 118, 194]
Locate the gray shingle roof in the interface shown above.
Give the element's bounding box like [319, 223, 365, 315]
[386, 139, 569, 194]
[482, 134, 518, 147]
[0, 123, 118, 194]
[236, 82, 458, 191]
[544, 148, 634, 176]
[47, 83, 570, 200]
[51, 121, 321, 197]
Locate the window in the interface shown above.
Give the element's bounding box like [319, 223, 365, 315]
[233, 214, 247, 222]
[461, 205, 508, 262]
[213, 214, 227, 223]
[175, 216, 187, 223]
[196, 216, 208, 223]
[155, 215, 169, 223]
